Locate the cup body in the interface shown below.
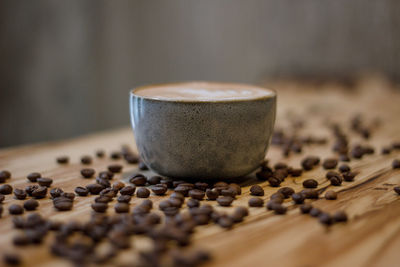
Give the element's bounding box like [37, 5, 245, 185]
[130, 82, 276, 179]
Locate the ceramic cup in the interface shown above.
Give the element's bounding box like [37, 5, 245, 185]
[130, 82, 276, 179]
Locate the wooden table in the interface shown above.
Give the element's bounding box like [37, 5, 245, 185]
[1, 76, 399, 267]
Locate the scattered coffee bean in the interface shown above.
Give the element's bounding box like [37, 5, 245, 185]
[37, 177, 53, 187]
[129, 174, 147, 186]
[99, 171, 114, 180]
[137, 187, 150, 198]
[151, 185, 168, 196]
[108, 164, 123, 173]
[218, 216, 234, 229]
[96, 149, 105, 158]
[188, 189, 205, 200]
[273, 203, 287, 215]
[394, 186, 400, 195]
[278, 187, 295, 198]
[339, 154, 350, 162]
[248, 197, 264, 207]
[23, 199, 39, 211]
[27, 172, 41, 182]
[204, 188, 218, 200]
[268, 177, 281, 187]
[56, 156, 69, 164]
[309, 207, 321, 217]
[86, 183, 104, 195]
[13, 188, 27, 200]
[289, 168, 303, 177]
[0, 170, 11, 183]
[333, 210, 348, 222]
[187, 198, 200, 208]
[392, 159, 400, 169]
[13, 233, 30, 246]
[301, 156, 320, 170]
[0, 184, 13, 194]
[291, 193, 305, 204]
[53, 197, 73, 211]
[112, 181, 125, 191]
[74, 186, 89, 196]
[303, 179, 318, 188]
[342, 171, 356, 182]
[148, 176, 162, 185]
[49, 187, 63, 198]
[250, 185, 264, 196]
[96, 177, 111, 188]
[325, 190, 337, 200]
[319, 212, 333, 225]
[326, 171, 340, 179]
[221, 187, 237, 198]
[91, 202, 108, 213]
[25, 185, 38, 196]
[300, 189, 319, 199]
[300, 203, 313, 214]
[216, 196, 234, 207]
[81, 155, 92, 165]
[3, 253, 21, 265]
[80, 168, 95, 178]
[110, 151, 122, 160]
[32, 186, 47, 199]
[9, 204, 24, 215]
[117, 195, 131, 203]
[322, 158, 338, 169]
[114, 202, 130, 213]
[120, 185, 136, 195]
[338, 164, 351, 173]
[95, 196, 112, 203]
[330, 175, 343, 186]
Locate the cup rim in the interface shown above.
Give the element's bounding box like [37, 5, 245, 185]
[130, 81, 276, 103]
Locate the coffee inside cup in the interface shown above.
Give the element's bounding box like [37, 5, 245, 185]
[134, 82, 274, 101]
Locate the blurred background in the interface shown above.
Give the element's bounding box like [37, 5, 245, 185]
[1, 0, 399, 147]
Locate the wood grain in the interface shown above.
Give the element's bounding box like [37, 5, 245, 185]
[0, 77, 399, 267]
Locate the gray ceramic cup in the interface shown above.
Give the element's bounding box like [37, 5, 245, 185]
[130, 82, 276, 179]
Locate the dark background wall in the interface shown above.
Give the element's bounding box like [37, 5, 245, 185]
[1, 0, 399, 147]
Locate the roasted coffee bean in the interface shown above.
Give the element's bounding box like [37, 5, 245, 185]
[94, 196, 112, 203]
[322, 158, 338, 169]
[342, 171, 356, 182]
[187, 198, 200, 208]
[301, 156, 320, 170]
[289, 168, 303, 177]
[300, 189, 319, 199]
[205, 188, 219, 200]
[162, 206, 179, 217]
[160, 179, 173, 188]
[120, 185, 136, 195]
[110, 151, 122, 160]
[338, 164, 351, 173]
[326, 171, 341, 179]
[278, 187, 295, 198]
[81, 155, 93, 165]
[333, 210, 348, 222]
[99, 171, 114, 180]
[32, 186, 47, 199]
[114, 202, 130, 213]
[23, 199, 39, 211]
[49, 187, 63, 198]
[159, 200, 172, 210]
[273, 203, 287, 214]
[74, 186, 89, 196]
[319, 212, 333, 225]
[303, 179, 318, 188]
[13, 188, 27, 200]
[112, 181, 125, 191]
[170, 191, 185, 200]
[0, 170, 11, 183]
[267, 177, 281, 187]
[61, 192, 75, 201]
[325, 190, 337, 200]
[80, 168, 95, 178]
[96, 177, 111, 188]
[13, 233, 30, 246]
[300, 203, 313, 214]
[248, 197, 264, 207]
[220, 187, 237, 198]
[108, 164, 123, 173]
[173, 180, 185, 188]
[256, 170, 273, 180]
[189, 189, 205, 200]
[274, 162, 288, 170]
[27, 172, 41, 182]
[218, 216, 234, 229]
[25, 185, 38, 196]
[129, 174, 147, 186]
[96, 149, 105, 158]
[309, 207, 321, 217]
[56, 156, 69, 164]
[140, 199, 153, 209]
[174, 186, 191, 197]
[138, 161, 148, 170]
[91, 202, 108, 213]
[86, 183, 104, 195]
[392, 159, 400, 169]
[291, 193, 305, 204]
[394, 186, 400, 195]
[250, 185, 264, 196]
[100, 188, 117, 198]
[330, 175, 343, 186]
[0, 184, 12, 194]
[124, 153, 139, 164]
[53, 198, 73, 211]
[229, 183, 241, 195]
[216, 196, 234, 207]
[381, 147, 391, 155]
[117, 194, 131, 203]
[137, 187, 150, 198]
[194, 182, 208, 191]
[3, 253, 21, 265]
[37, 177, 53, 187]
[148, 176, 162, 185]
[339, 154, 350, 162]
[9, 204, 24, 215]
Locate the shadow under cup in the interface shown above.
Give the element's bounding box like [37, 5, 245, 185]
[130, 82, 276, 179]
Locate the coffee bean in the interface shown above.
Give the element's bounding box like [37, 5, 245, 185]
[49, 187, 63, 198]
[96, 177, 111, 188]
[137, 187, 150, 198]
[114, 202, 130, 213]
[110, 151, 122, 160]
[278, 187, 295, 198]
[392, 159, 400, 169]
[124, 153, 139, 164]
[3, 253, 21, 265]
[339, 154, 350, 162]
[61, 192, 75, 201]
[220, 187, 237, 198]
[309, 207, 321, 217]
[342, 171, 356, 182]
[174, 186, 191, 197]
[273, 203, 287, 214]
[91, 202, 108, 213]
[250, 185, 264, 196]
[229, 183, 241, 195]
[81, 155, 93, 165]
[322, 158, 338, 169]
[130, 174, 147, 186]
[112, 181, 125, 191]
[108, 164, 123, 173]
[74, 186, 89, 196]
[56, 156, 69, 164]
[13, 188, 27, 200]
[0, 171, 10, 183]
[291, 193, 305, 204]
[9, 204, 24, 215]
[319, 212, 333, 225]
[80, 168, 95, 178]
[53, 197, 73, 211]
[216, 196, 234, 207]
[394, 186, 400, 195]
[13, 233, 30, 246]
[86, 183, 105, 195]
[248, 197, 264, 207]
[25, 185, 38, 196]
[338, 164, 351, 173]
[32, 186, 47, 199]
[0, 184, 12, 194]
[94, 196, 111, 203]
[148, 176, 162, 185]
[117, 194, 131, 203]
[325, 190, 337, 200]
[205, 188, 219, 200]
[27, 172, 41, 182]
[333, 210, 348, 222]
[160, 179, 173, 188]
[300, 189, 319, 199]
[118, 186, 135, 196]
[266, 200, 279, 210]
[138, 161, 148, 170]
[188, 189, 205, 200]
[149, 185, 166, 196]
[289, 168, 303, 177]
[218, 216, 234, 229]
[326, 171, 340, 179]
[37, 177, 53, 187]
[267, 177, 281, 187]
[330, 175, 343, 186]
[23, 199, 39, 211]
[99, 171, 114, 180]
[300, 203, 312, 214]
[96, 149, 105, 158]
[187, 198, 200, 208]
[303, 179, 318, 188]
[301, 156, 320, 170]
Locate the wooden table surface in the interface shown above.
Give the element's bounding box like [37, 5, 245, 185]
[0, 76, 400, 267]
